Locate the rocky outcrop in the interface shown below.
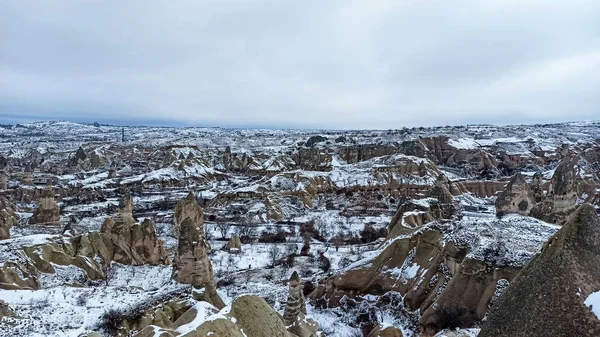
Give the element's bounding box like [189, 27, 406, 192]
[294, 148, 332, 171]
[494, 173, 535, 216]
[229, 295, 294, 337]
[100, 217, 169, 266]
[135, 295, 301, 337]
[0, 197, 19, 240]
[284, 271, 307, 325]
[367, 325, 404, 337]
[284, 271, 319, 337]
[226, 236, 242, 253]
[28, 185, 60, 225]
[338, 144, 398, 164]
[0, 300, 17, 321]
[549, 155, 579, 212]
[478, 204, 600, 337]
[173, 192, 203, 237]
[387, 198, 454, 237]
[114, 192, 136, 227]
[173, 217, 224, 309]
[0, 218, 169, 290]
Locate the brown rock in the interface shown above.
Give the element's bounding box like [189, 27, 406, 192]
[367, 325, 404, 337]
[29, 185, 60, 225]
[478, 204, 600, 337]
[174, 192, 204, 237]
[494, 173, 535, 216]
[173, 217, 224, 309]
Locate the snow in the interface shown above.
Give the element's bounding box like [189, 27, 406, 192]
[585, 291, 600, 319]
[448, 138, 480, 149]
[175, 301, 219, 334]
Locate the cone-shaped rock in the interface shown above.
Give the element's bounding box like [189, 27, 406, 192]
[283, 271, 306, 326]
[173, 192, 203, 237]
[0, 197, 19, 240]
[226, 236, 242, 253]
[479, 204, 600, 337]
[173, 217, 224, 309]
[495, 173, 535, 215]
[29, 185, 60, 225]
[115, 191, 136, 226]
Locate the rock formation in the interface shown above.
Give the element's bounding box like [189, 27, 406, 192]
[478, 204, 600, 337]
[29, 185, 60, 225]
[134, 295, 304, 337]
[173, 217, 224, 309]
[173, 192, 203, 237]
[284, 271, 307, 325]
[100, 216, 169, 266]
[494, 173, 535, 216]
[226, 236, 242, 253]
[0, 154, 8, 190]
[367, 325, 404, 337]
[284, 271, 319, 337]
[0, 197, 19, 240]
[549, 154, 579, 212]
[114, 191, 136, 226]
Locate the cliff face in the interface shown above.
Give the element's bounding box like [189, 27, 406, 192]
[479, 205, 600, 337]
[29, 185, 60, 225]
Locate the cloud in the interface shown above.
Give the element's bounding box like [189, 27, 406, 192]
[0, 0, 598, 129]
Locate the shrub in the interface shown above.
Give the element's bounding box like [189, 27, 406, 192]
[98, 309, 125, 336]
[259, 230, 287, 243]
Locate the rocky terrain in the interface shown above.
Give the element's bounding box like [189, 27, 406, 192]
[0, 120, 599, 337]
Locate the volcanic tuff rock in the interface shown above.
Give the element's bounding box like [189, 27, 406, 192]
[100, 217, 169, 266]
[284, 271, 319, 337]
[173, 217, 225, 309]
[284, 271, 307, 325]
[478, 204, 600, 337]
[173, 192, 204, 237]
[114, 191, 136, 226]
[226, 236, 242, 253]
[0, 197, 19, 240]
[134, 295, 301, 337]
[494, 173, 535, 216]
[28, 185, 60, 225]
[367, 325, 404, 337]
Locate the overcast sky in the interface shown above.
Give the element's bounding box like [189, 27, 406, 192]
[1, 1, 599, 129]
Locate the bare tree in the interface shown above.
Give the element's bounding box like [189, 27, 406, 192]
[268, 245, 281, 267]
[215, 221, 232, 239]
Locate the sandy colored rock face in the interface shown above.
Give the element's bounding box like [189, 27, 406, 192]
[173, 192, 204, 237]
[115, 192, 136, 226]
[494, 173, 535, 215]
[283, 271, 307, 326]
[478, 204, 600, 337]
[173, 217, 224, 309]
[226, 236, 242, 253]
[367, 325, 404, 337]
[29, 185, 60, 225]
[229, 295, 293, 337]
[100, 217, 169, 266]
[0, 198, 19, 240]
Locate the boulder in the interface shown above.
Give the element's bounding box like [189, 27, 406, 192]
[228, 295, 293, 337]
[478, 204, 600, 337]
